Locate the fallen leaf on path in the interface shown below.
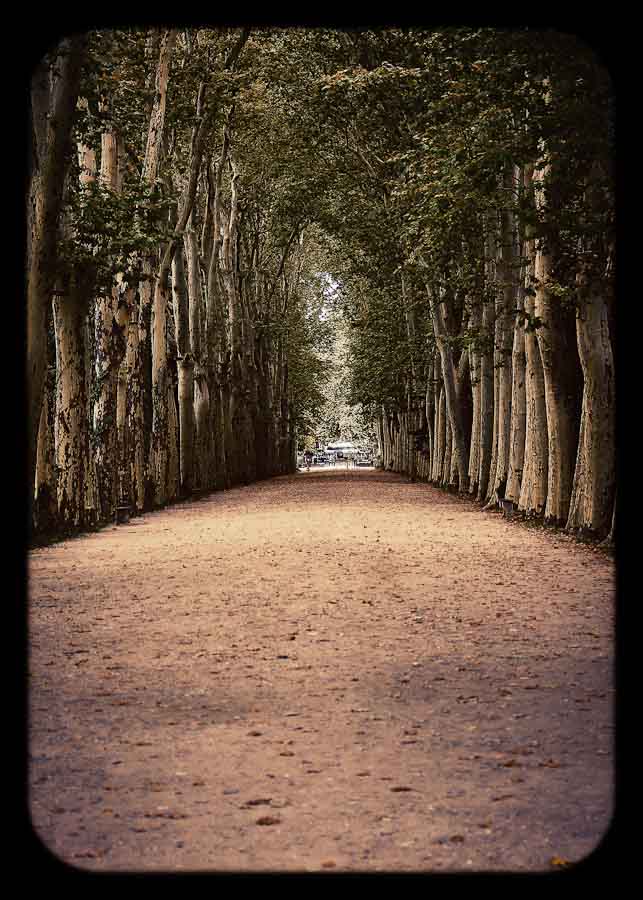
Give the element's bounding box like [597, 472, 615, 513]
[256, 815, 281, 826]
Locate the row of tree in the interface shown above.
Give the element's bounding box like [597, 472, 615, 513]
[312, 28, 615, 541]
[27, 27, 615, 542]
[27, 28, 332, 536]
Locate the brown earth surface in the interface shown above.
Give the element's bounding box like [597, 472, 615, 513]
[27, 467, 616, 873]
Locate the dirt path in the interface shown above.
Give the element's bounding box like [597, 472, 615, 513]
[27, 468, 615, 873]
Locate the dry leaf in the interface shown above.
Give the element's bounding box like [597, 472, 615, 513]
[256, 815, 281, 826]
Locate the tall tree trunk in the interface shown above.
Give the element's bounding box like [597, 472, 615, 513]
[450, 349, 470, 486]
[27, 36, 85, 511]
[506, 308, 527, 504]
[532, 161, 582, 524]
[467, 304, 482, 495]
[172, 245, 195, 496]
[424, 357, 435, 473]
[93, 128, 129, 521]
[53, 270, 92, 527]
[124, 278, 151, 512]
[34, 364, 57, 533]
[477, 295, 495, 501]
[518, 222, 549, 516]
[425, 282, 469, 490]
[185, 217, 210, 490]
[125, 30, 176, 512]
[150, 270, 171, 505]
[432, 379, 446, 484]
[486, 168, 517, 503]
[566, 275, 615, 536]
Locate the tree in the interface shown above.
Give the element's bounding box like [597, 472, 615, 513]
[28, 35, 86, 517]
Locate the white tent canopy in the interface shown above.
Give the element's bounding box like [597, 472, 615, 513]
[325, 441, 358, 452]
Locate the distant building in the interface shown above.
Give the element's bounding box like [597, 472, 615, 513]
[326, 441, 358, 458]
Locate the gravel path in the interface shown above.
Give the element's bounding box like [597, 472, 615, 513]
[27, 467, 615, 873]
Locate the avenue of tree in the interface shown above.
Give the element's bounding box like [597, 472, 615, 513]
[27, 27, 615, 542]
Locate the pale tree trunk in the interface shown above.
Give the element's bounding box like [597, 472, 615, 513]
[127, 29, 177, 512]
[424, 357, 435, 472]
[506, 170, 528, 504]
[375, 411, 384, 467]
[167, 376, 180, 501]
[34, 364, 57, 532]
[518, 222, 549, 516]
[93, 128, 129, 521]
[486, 170, 517, 503]
[172, 245, 195, 496]
[449, 349, 469, 487]
[532, 160, 582, 524]
[75, 141, 100, 525]
[205, 147, 228, 489]
[50, 138, 97, 530]
[432, 371, 446, 484]
[389, 413, 397, 470]
[477, 296, 495, 501]
[185, 216, 210, 490]
[506, 308, 527, 504]
[124, 277, 151, 512]
[161, 71, 235, 497]
[566, 275, 615, 536]
[398, 410, 406, 475]
[442, 418, 452, 486]
[425, 282, 469, 490]
[379, 408, 387, 469]
[53, 270, 92, 527]
[467, 304, 482, 495]
[280, 359, 292, 475]
[485, 358, 500, 504]
[116, 334, 130, 503]
[394, 412, 402, 472]
[379, 405, 390, 469]
[27, 36, 85, 509]
[150, 269, 171, 506]
[222, 158, 243, 484]
[419, 374, 432, 480]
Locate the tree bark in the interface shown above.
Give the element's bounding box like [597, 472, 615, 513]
[27, 36, 85, 512]
[172, 245, 196, 495]
[150, 269, 171, 506]
[467, 303, 482, 496]
[506, 308, 526, 503]
[532, 161, 582, 524]
[34, 364, 57, 533]
[125, 30, 176, 511]
[566, 276, 615, 536]
[425, 282, 469, 490]
[477, 296, 495, 501]
[518, 216, 549, 516]
[53, 270, 92, 527]
[93, 128, 129, 521]
[184, 215, 210, 490]
[487, 167, 517, 503]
